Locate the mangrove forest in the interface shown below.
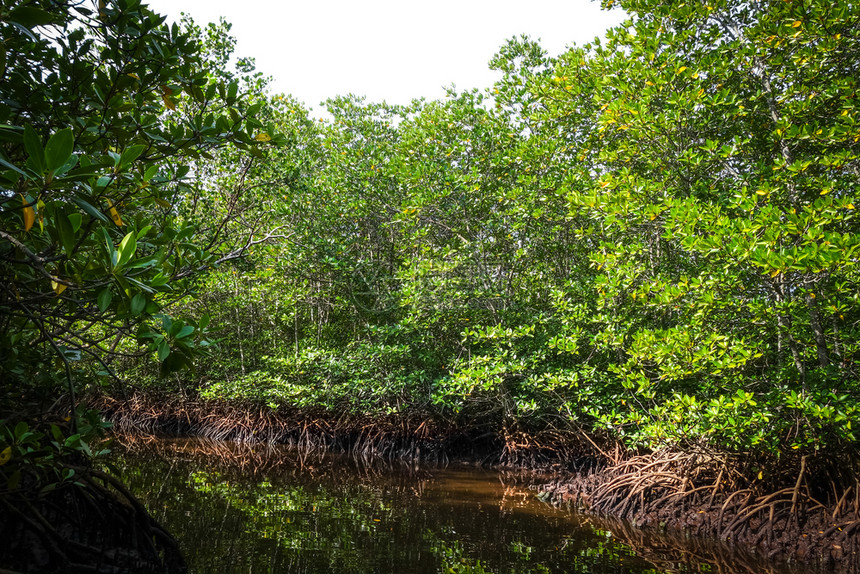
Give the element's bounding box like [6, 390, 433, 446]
[0, 0, 859, 571]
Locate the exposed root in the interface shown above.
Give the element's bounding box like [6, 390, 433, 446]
[92, 392, 602, 471]
[541, 449, 860, 573]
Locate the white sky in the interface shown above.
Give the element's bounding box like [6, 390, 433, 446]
[143, 0, 626, 114]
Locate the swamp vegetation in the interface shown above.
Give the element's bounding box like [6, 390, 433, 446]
[1, 0, 859, 571]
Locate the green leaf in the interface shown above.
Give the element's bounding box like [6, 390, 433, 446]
[9, 6, 55, 28]
[14, 421, 28, 438]
[68, 212, 82, 233]
[45, 128, 74, 172]
[116, 231, 136, 268]
[168, 319, 184, 337]
[101, 228, 117, 267]
[97, 288, 112, 312]
[73, 198, 109, 223]
[54, 153, 78, 177]
[130, 292, 146, 316]
[119, 145, 146, 168]
[0, 155, 27, 177]
[23, 124, 44, 174]
[157, 340, 170, 361]
[56, 211, 76, 256]
[176, 325, 195, 339]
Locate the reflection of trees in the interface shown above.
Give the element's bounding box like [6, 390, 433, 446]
[112, 432, 435, 485]
[105, 437, 818, 574]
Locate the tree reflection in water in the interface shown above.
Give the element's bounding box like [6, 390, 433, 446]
[107, 436, 811, 574]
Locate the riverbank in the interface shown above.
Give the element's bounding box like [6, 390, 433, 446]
[93, 391, 859, 573]
[93, 392, 597, 469]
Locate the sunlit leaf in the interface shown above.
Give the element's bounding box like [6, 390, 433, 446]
[106, 199, 124, 227]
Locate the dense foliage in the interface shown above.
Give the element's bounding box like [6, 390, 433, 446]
[174, 0, 860, 464]
[3, 0, 860, 477]
[0, 0, 281, 508]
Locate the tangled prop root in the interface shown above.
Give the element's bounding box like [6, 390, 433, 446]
[542, 450, 860, 572]
[92, 392, 598, 470]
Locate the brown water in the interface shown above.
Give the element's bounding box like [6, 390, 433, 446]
[110, 437, 808, 574]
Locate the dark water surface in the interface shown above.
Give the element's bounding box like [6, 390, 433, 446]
[111, 437, 804, 574]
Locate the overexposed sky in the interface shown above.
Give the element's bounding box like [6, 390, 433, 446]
[144, 0, 626, 113]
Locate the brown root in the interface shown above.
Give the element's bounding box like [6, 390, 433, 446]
[540, 449, 860, 573]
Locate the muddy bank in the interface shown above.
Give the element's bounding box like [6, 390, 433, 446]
[94, 391, 859, 573]
[538, 450, 860, 573]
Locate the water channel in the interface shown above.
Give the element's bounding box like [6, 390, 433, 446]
[111, 437, 809, 574]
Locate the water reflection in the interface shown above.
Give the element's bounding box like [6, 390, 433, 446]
[108, 436, 803, 574]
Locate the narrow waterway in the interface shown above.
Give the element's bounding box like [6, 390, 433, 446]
[110, 437, 806, 574]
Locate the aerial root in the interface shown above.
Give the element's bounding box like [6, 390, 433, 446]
[540, 449, 860, 570]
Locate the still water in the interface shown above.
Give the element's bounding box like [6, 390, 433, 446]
[111, 437, 800, 574]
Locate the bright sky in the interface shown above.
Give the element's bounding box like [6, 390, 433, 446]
[143, 0, 626, 114]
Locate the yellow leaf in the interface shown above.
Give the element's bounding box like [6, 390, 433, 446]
[758, 471, 763, 480]
[38, 200, 45, 232]
[106, 199, 124, 227]
[756, 189, 768, 196]
[770, 269, 780, 278]
[254, 133, 272, 142]
[52, 279, 67, 296]
[0, 446, 10, 466]
[676, 66, 687, 74]
[820, 188, 830, 195]
[154, 198, 171, 209]
[791, 20, 801, 28]
[20, 194, 34, 232]
[810, 292, 816, 299]
[127, 73, 140, 80]
[847, 204, 855, 210]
